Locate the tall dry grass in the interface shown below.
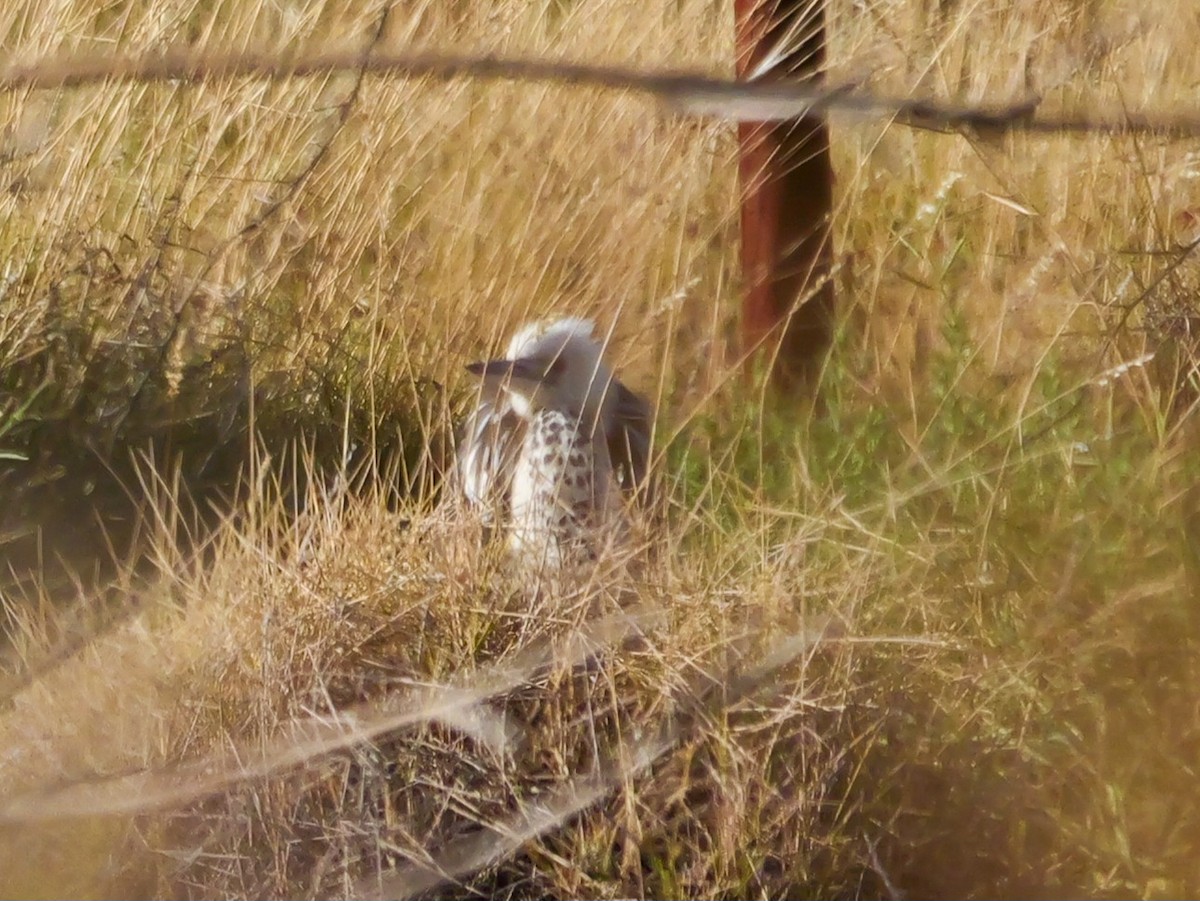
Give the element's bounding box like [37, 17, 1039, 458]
[2, 0, 1200, 897]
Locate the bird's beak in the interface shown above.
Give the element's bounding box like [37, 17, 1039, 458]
[465, 358, 545, 382]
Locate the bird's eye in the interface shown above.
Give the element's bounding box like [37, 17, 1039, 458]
[544, 356, 566, 381]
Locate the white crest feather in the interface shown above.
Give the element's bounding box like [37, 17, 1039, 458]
[505, 317, 597, 360]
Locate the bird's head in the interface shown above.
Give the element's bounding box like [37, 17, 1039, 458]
[466, 318, 617, 423]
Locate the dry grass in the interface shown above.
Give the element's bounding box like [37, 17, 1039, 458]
[2, 0, 1200, 898]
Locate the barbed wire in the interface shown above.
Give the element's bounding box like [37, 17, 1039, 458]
[3, 47, 1200, 137]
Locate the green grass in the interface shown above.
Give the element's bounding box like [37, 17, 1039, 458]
[661, 319, 1200, 897]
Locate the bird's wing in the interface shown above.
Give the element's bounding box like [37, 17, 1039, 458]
[608, 380, 654, 501]
[455, 398, 525, 522]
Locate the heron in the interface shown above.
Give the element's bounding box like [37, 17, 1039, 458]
[456, 317, 653, 569]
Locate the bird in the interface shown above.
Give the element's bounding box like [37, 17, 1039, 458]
[455, 317, 653, 570]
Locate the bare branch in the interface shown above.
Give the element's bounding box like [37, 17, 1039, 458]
[1, 47, 1198, 137]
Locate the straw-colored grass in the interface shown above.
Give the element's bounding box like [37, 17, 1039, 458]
[2, 0, 1200, 897]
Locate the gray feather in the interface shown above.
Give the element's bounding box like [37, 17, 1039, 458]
[608, 380, 653, 498]
[455, 398, 525, 524]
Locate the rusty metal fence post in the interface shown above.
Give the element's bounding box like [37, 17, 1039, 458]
[735, 0, 835, 389]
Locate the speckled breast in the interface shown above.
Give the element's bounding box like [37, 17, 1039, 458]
[508, 408, 612, 568]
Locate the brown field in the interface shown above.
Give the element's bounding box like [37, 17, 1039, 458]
[2, 0, 1200, 898]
